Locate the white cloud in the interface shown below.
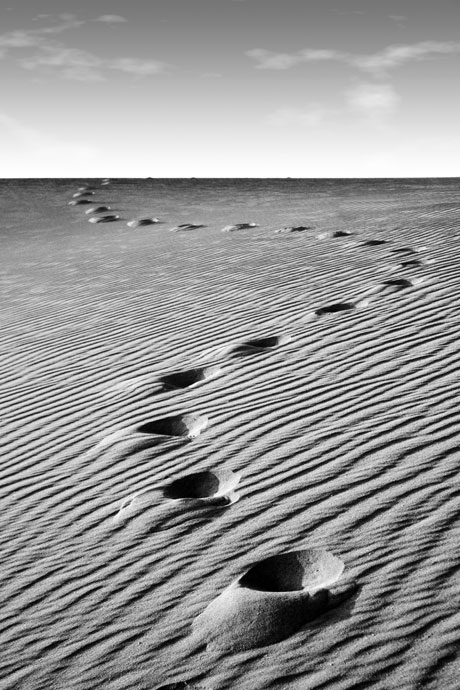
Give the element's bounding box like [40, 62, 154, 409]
[0, 18, 168, 81]
[95, 15, 127, 24]
[108, 57, 165, 76]
[247, 41, 460, 77]
[346, 82, 400, 120]
[267, 105, 327, 127]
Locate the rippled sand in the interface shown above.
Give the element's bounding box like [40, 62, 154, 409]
[2, 178, 460, 690]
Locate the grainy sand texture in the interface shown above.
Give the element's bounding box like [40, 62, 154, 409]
[2, 178, 460, 690]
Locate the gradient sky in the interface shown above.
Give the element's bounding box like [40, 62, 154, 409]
[1, 0, 459, 177]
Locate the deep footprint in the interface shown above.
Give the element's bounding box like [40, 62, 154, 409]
[360, 239, 389, 247]
[163, 469, 241, 506]
[315, 302, 356, 316]
[136, 412, 208, 439]
[192, 549, 347, 651]
[159, 365, 220, 391]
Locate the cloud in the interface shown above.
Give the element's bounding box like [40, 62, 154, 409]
[267, 105, 327, 127]
[247, 41, 460, 77]
[108, 57, 165, 76]
[346, 82, 400, 120]
[95, 15, 127, 24]
[0, 18, 168, 81]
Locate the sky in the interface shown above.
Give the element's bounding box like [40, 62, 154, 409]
[0, 0, 459, 177]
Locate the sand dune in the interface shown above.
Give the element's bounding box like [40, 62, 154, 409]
[2, 178, 460, 690]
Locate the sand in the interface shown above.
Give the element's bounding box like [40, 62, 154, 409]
[2, 178, 460, 690]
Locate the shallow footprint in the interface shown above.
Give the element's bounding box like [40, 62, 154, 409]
[359, 239, 389, 247]
[276, 225, 312, 234]
[229, 334, 291, 356]
[88, 214, 120, 223]
[85, 205, 111, 214]
[170, 223, 206, 232]
[127, 217, 160, 227]
[222, 223, 258, 232]
[159, 365, 221, 391]
[399, 258, 435, 269]
[364, 276, 423, 299]
[390, 246, 426, 256]
[317, 230, 354, 239]
[73, 191, 95, 198]
[68, 199, 92, 206]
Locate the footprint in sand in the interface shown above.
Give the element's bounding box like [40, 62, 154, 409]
[317, 230, 354, 239]
[156, 682, 205, 690]
[222, 223, 259, 232]
[85, 205, 112, 214]
[390, 246, 427, 255]
[314, 302, 357, 317]
[127, 217, 161, 228]
[163, 469, 241, 506]
[88, 214, 120, 223]
[398, 258, 435, 269]
[135, 412, 208, 439]
[72, 191, 95, 198]
[192, 548, 355, 651]
[363, 277, 424, 300]
[229, 334, 292, 356]
[170, 223, 206, 232]
[275, 225, 312, 234]
[68, 199, 93, 206]
[115, 470, 240, 524]
[159, 365, 221, 391]
[359, 239, 389, 247]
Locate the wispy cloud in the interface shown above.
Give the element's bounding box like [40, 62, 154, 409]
[346, 82, 400, 121]
[247, 41, 460, 77]
[267, 105, 327, 127]
[95, 15, 127, 24]
[0, 15, 167, 81]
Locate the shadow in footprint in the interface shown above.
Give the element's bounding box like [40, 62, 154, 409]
[390, 246, 426, 255]
[332, 230, 354, 237]
[88, 215, 120, 223]
[158, 365, 221, 391]
[68, 199, 93, 206]
[359, 239, 389, 247]
[275, 226, 312, 234]
[85, 205, 111, 214]
[171, 224, 206, 232]
[222, 223, 258, 232]
[315, 302, 356, 316]
[229, 334, 291, 357]
[127, 218, 161, 227]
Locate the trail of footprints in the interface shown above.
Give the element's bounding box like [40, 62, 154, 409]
[66, 182, 436, 685]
